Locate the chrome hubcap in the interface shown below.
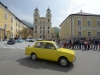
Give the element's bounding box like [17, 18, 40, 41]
[60, 59, 67, 66]
[32, 55, 36, 60]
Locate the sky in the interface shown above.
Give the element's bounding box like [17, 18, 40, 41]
[1, 0, 100, 28]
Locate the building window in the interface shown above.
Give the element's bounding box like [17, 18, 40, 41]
[11, 17, 13, 22]
[10, 34, 13, 38]
[88, 32, 91, 36]
[4, 23, 6, 29]
[78, 32, 81, 36]
[43, 26, 45, 29]
[97, 32, 100, 36]
[40, 30, 41, 33]
[97, 21, 100, 26]
[48, 19, 49, 22]
[18, 23, 20, 27]
[35, 30, 37, 33]
[88, 20, 91, 26]
[48, 31, 49, 33]
[16, 29, 17, 32]
[35, 26, 37, 29]
[43, 30, 45, 33]
[10, 26, 13, 30]
[18, 30, 20, 32]
[48, 27, 49, 29]
[16, 22, 17, 26]
[78, 20, 81, 26]
[4, 12, 7, 19]
[35, 19, 37, 22]
[40, 26, 42, 29]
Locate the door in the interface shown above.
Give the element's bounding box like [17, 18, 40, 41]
[34, 42, 44, 59]
[43, 43, 58, 61]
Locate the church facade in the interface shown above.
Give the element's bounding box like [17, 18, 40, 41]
[33, 7, 52, 39]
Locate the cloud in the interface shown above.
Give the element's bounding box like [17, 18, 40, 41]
[8, 6, 33, 24]
[59, 0, 100, 19]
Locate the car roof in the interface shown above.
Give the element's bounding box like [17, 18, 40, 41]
[36, 41, 54, 43]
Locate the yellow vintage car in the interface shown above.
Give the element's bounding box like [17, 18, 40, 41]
[25, 41, 76, 67]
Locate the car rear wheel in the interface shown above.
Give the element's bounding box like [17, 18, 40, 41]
[31, 53, 37, 61]
[59, 57, 68, 67]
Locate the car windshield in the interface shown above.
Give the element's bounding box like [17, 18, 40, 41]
[54, 42, 59, 49]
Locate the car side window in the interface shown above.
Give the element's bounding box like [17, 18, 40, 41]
[35, 42, 44, 48]
[44, 43, 55, 50]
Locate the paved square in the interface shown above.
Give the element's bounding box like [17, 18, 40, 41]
[0, 41, 35, 49]
[0, 47, 100, 75]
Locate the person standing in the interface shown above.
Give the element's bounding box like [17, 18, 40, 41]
[98, 39, 100, 51]
[94, 39, 98, 50]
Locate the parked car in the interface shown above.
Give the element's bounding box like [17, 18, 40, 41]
[25, 41, 76, 67]
[25, 38, 30, 42]
[7, 38, 16, 45]
[37, 38, 43, 41]
[17, 38, 23, 43]
[29, 38, 36, 42]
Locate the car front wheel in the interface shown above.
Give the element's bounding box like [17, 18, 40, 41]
[59, 57, 68, 67]
[31, 53, 37, 61]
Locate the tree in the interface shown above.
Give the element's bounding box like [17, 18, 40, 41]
[17, 27, 33, 39]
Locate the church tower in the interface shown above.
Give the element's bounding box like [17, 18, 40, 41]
[33, 7, 40, 23]
[46, 7, 52, 23]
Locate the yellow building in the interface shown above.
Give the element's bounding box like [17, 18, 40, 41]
[59, 10, 100, 39]
[0, 2, 28, 40]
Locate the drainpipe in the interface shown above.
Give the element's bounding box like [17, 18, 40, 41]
[71, 15, 72, 38]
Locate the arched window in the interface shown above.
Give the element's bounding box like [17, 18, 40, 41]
[35, 19, 37, 22]
[48, 19, 49, 22]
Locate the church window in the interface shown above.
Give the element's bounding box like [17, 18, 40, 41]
[35, 19, 37, 22]
[35, 30, 37, 33]
[40, 26, 42, 29]
[35, 26, 37, 29]
[48, 19, 49, 22]
[43, 26, 45, 29]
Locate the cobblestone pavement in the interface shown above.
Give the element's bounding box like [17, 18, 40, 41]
[0, 48, 100, 75]
[0, 41, 35, 49]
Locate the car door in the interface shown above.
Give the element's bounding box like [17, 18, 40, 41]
[43, 43, 58, 61]
[33, 42, 44, 59]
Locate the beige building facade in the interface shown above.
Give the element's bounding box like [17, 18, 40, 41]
[59, 10, 100, 39]
[0, 2, 28, 39]
[33, 7, 52, 39]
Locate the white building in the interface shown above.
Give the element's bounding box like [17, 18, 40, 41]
[33, 7, 52, 39]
